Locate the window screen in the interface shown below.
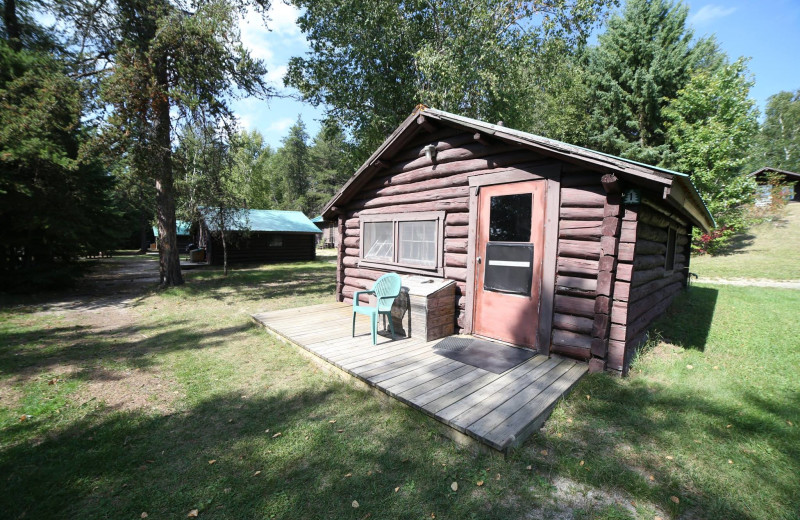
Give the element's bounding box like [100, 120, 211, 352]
[269, 235, 283, 247]
[363, 221, 394, 261]
[399, 221, 436, 267]
[489, 194, 532, 242]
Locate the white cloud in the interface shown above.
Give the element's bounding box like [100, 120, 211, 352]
[266, 64, 288, 85]
[269, 1, 303, 37]
[267, 118, 295, 132]
[689, 5, 737, 25]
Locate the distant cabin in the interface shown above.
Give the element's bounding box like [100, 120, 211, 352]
[321, 107, 715, 375]
[750, 167, 800, 205]
[153, 220, 193, 251]
[200, 209, 321, 265]
[312, 215, 338, 248]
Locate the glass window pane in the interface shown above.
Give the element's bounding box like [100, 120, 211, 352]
[489, 194, 532, 242]
[364, 222, 394, 261]
[399, 220, 436, 266]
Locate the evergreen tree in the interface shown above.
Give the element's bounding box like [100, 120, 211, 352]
[275, 116, 310, 213]
[585, 0, 696, 164]
[229, 129, 273, 209]
[306, 120, 354, 215]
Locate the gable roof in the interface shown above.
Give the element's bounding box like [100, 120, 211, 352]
[321, 106, 715, 232]
[749, 167, 800, 181]
[203, 209, 321, 234]
[153, 220, 191, 237]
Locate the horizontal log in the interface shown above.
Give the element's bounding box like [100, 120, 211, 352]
[388, 142, 519, 175]
[353, 198, 469, 217]
[350, 185, 469, 211]
[345, 247, 359, 256]
[342, 256, 359, 268]
[445, 225, 469, 238]
[444, 266, 467, 282]
[445, 252, 467, 268]
[559, 239, 601, 259]
[343, 276, 373, 290]
[631, 266, 666, 287]
[552, 329, 593, 349]
[554, 294, 596, 318]
[368, 150, 536, 189]
[561, 186, 606, 207]
[343, 236, 359, 248]
[560, 206, 605, 221]
[556, 275, 598, 292]
[344, 268, 384, 281]
[627, 281, 682, 324]
[636, 222, 668, 243]
[445, 239, 468, 254]
[394, 132, 477, 162]
[360, 168, 472, 200]
[344, 218, 359, 229]
[676, 234, 689, 246]
[626, 290, 681, 341]
[635, 239, 666, 255]
[552, 313, 594, 334]
[559, 223, 602, 240]
[406, 126, 468, 149]
[557, 257, 599, 276]
[634, 254, 666, 270]
[344, 227, 360, 237]
[445, 212, 469, 226]
[550, 343, 592, 361]
[628, 271, 684, 303]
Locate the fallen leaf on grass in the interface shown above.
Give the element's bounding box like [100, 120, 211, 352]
[728, 459, 734, 464]
[208, 460, 216, 465]
[649, 475, 655, 481]
[655, 516, 663, 520]
[337, 429, 344, 433]
[141, 513, 148, 519]
[787, 421, 793, 427]
[265, 429, 269, 433]
[665, 456, 674, 461]
[726, 424, 732, 428]
[360, 514, 371, 520]
[430, 514, 435, 519]
[48, 378, 59, 385]
[579, 460, 585, 466]
[272, 432, 282, 438]
[476, 481, 484, 487]
[450, 482, 458, 492]
[713, 366, 719, 370]
[394, 487, 400, 493]
[566, 418, 573, 424]
[329, 420, 336, 423]
[670, 496, 680, 504]
[526, 465, 532, 470]
[187, 509, 199, 518]
[495, 473, 501, 480]
[540, 449, 548, 456]
[228, 419, 233, 423]
[345, 473, 352, 478]
[585, 395, 591, 400]
[686, 365, 693, 370]
[253, 470, 261, 476]
[352, 500, 359, 508]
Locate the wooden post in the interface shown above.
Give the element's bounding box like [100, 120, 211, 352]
[590, 176, 621, 373]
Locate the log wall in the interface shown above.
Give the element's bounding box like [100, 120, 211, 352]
[609, 200, 691, 374]
[336, 127, 548, 334]
[550, 173, 606, 362]
[207, 233, 317, 265]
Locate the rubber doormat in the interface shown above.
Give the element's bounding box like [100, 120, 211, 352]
[433, 337, 536, 374]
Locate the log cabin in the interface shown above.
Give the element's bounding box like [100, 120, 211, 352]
[200, 209, 321, 265]
[320, 107, 715, 375]
[153, 220, 193, 252]
[749, 167, 800, 204]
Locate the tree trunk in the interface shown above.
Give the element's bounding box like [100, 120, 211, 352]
[154, 55, 183, 286]
[4, 0, 21, 52]
[138, 209, 149, 253]
[221, 226, 228, 276]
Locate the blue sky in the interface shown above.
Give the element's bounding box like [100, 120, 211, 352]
[237, 0, 800, 149]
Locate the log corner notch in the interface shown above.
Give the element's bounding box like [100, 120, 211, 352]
[590, 174, 622, 373]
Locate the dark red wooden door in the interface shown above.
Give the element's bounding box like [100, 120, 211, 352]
[472, 180, 546, 348]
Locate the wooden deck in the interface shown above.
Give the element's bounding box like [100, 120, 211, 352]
[252, 302, 587, 452]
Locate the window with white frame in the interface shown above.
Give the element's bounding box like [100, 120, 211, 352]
[360, 212, 444, 274]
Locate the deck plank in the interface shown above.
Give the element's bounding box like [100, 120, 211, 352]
[252, 302, 587, 453]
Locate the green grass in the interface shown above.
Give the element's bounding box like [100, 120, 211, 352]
[690, 202, 800, 280]
[1, 258, 799, 519]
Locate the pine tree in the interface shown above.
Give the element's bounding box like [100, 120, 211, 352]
[586, 0, 696, 164]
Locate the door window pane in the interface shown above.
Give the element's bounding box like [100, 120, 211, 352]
[363, 222, 394, 261]
[489, 193, 532, 242]
[399, 221, 436, 266]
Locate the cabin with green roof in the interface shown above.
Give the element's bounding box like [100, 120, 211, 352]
[153, 220, 193, 252]
[200, 209, 321, 265]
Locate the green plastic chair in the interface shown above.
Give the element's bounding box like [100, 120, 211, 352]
[352, 273, 402, 345]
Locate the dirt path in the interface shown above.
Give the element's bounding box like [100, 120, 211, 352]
[695, 277, 800, 289]
[5, 256, 181, 413]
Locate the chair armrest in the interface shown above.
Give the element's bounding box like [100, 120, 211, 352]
[353, 290, 375, 306]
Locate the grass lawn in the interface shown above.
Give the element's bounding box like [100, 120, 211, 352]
[690, 201, 800, 280]
[1, 255, 799, 519]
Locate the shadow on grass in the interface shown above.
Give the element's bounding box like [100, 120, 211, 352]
[526, 375, 800, 520]
[0, 319, 255, 377]
[651, 286, 718, 351]
[0, 387, 512, 520]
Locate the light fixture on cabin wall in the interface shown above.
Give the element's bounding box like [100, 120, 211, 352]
[424, 144, 437, 163]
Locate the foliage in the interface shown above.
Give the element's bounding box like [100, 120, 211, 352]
[286, 0, 614, 157]
[751, 89, 800, 173]
[0, 38, 118, 290]
[664, 57, 759, 233]
[306, 119, 355, 215]
[229, 129, 273, 210]
[584, 0, 696, 164]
